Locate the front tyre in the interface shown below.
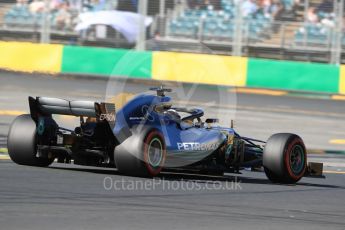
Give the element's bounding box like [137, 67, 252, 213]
[263, 133, 307, 184]
[7, 114, 54, 167]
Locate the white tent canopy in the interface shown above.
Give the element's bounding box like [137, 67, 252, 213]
[75, 10, 153, 43]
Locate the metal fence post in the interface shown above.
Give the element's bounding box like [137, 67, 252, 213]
[330, 0, 343, 65]
[303, 0, 309, 48]
[232, 1, 243, 57]
[160, 0, 166, 17]
[40, 0, 50, 44]
[136, 0, 148, 51]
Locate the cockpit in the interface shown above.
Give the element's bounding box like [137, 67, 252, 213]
[153, 102, 206, 129]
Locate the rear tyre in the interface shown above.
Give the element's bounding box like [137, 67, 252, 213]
[263, 133, 307, 184]
[114, 129, 166, 177]
[7, 114, 54, 167]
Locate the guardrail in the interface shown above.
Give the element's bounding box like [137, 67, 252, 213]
[0, 41, 344, 95]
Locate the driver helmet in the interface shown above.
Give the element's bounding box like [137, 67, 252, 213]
[165, 109, 181, 120]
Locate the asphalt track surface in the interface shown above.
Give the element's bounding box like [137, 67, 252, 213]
[0, 159, 345, 230]
[0, 72, 345, 230]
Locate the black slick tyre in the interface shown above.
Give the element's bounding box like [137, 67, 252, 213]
[263, 133, 307, 184]
[7, 114, 54, 167]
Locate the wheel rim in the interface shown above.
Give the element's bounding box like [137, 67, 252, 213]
[147, 138, 163, 167]
[289, 145, 305, 175]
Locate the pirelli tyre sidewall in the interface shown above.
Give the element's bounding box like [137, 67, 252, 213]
[114, 127, 166, 177]
[263, 133, 307, 184]
[143, 130, 166, 176]
[7, 114, 54, 167]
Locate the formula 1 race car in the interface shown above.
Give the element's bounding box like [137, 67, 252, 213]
[7, 87, 322, 183]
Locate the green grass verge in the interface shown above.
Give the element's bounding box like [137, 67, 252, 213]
[0, 148, 8, 154]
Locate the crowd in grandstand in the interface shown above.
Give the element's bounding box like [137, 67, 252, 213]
[173, 0, 344, 45]
[294, 0, 340, 46]
[306, 1, 335, 27]
[4, 0, 135, 30]
[2, 0, 344, 46]
[187, 0, 299, 19]
[169, 0, 302, 41]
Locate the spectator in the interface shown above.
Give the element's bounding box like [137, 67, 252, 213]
[306, 7, 318, 24]
[13, 0, 29, 11]
[260, 0, 283, 18]
[200, 0, 212, 10]
[15, 0, 28, 8]
[188, 0, 221, 10]
[242, 0, 258, 17]
[50, 0, 64, 11]
[55, 1, 72, 30]
[291, 0, 300, 13]
[270, 0, 283, 19]
[148, 30, 162, 51]
[188, 0, 202, 9]
[29, 0, 45, 13]
[320, 14, 335, 28]
[68, 0, 83, 11]
[260, 0, 272, 16]
[89, 0, 106, 11]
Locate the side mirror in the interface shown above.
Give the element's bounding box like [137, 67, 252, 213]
[205, 118, 219, 124]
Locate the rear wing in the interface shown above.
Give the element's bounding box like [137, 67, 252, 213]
[28, 96, 116, 127]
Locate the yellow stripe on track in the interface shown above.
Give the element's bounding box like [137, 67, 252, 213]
[329, 139, 345, 145]
[331, 95, 345, 101]
[323, 170, 345, 175]
[230, 88, 288, 96]
[0, 155, 10, 160]
[0, 110, 25, 116]
[307, 150, 325, 155]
